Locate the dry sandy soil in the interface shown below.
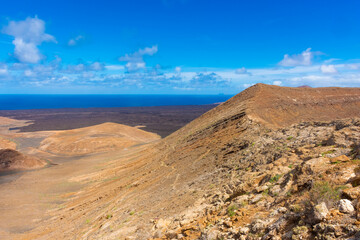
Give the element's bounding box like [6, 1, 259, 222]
[0, 84, 360, 239]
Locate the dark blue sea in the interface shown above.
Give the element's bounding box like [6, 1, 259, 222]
[0, 94, 233, 110]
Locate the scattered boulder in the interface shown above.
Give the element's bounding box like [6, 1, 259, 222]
[330, 155, 350, 164]
[342, 186, 360, 200]
[339, 199, 354, 213]
[250, 219, 268, 233]
[313, 202, 329, 223]
[238, 226, 250, 235]
[155, 218, 171, 230]
[200, 228, 220, 240]
[250, 194, 263, 204]
[303, 157, 329, 174]
[270, 207, 287, 217]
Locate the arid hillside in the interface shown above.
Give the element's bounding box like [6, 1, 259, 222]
[4, 84, 360, 240]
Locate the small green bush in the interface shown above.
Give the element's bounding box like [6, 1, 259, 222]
[262, 189, 269, 196]
[227, 204, 238, 217]
[269, 174, 282, 183]
[309, 181, 344, 207]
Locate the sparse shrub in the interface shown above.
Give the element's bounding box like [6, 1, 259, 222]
[290, 204, 303, 213]
[321, 150, 335, 157]
[309, 181, 344, 207]
[351, 159, 360, 164]
[269, 174, 282, 183]
[288, 164, 293, 169]
[227, 204, 238, 217]
[287, 136, 294, 140]
[129, 210, 135, 216]
[262, 189, 269, 196]
[106, 214, 113, 219]
[239, 201, 247, 208]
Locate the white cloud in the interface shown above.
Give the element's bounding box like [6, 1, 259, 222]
[2, 16, 56, 63]
[125, 62, 146, 72]
[175, 66, 181, 73]
[320, 64, 338, 74]
[243, 83, 255, 88]
[12, 39, 42, 63]
[68, 35, 84, 46]
[323, 58, 340, 64]
[137, 45, 158, 56]
[24, 69, 34, 77]
[82, 72, 95, 78]
[235, 67, 248, 74]
[64, 63, 85, 73]
[189, 72, 230, 88]
[62, 62, 105, 74]
[119, 45, 158, 72]
[0, 65, 8, 75]
[279, 48, 314, 67]
[90, 62, 104, 71]
[273, 80, 282, 86]
[105, 65, 125, 71]
[344, 63, 360, 70]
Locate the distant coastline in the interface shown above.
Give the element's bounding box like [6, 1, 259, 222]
[0, 94, 233, 110]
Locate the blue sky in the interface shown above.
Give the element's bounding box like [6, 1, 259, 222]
[0, 0, 359, 94]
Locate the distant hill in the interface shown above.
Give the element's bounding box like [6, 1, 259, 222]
[39, 122, 161, 156]
[0, 149, 46, 171]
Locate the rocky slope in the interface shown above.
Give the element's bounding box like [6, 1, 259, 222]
[156, 118, 360, 239]
[14, 84, 360, 240]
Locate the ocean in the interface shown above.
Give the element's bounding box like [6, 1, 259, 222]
[0, 94, 233, 110]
